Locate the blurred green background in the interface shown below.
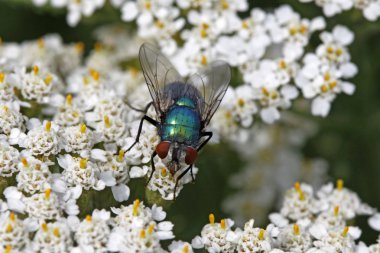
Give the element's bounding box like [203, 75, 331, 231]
[1, 0, 380, 245]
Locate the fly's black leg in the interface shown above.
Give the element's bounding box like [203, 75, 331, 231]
[126, 115, 158, 152]
[146, 151, 157, 186]
[197, 131, 213, 152]
[126, 101, 153, 114]
[190, 166, 195, 182]
[173, 164, 193, 200]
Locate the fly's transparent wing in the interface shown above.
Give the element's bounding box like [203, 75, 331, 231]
[187, 61, 231, 127]
[139, 43, 183, 115]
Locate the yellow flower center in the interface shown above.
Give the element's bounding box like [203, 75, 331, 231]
[258, 229, 265, 240]
[337, 179, 344, 191]
[334, 206, 340, 216]
[53, 228, 60, 237]
[45, 188, 51, 199]
[342, 226, 349, 237]
[5, 224, 13, 233]
[44, 74, 53, 85]
[209, 213, 215, 225]
[79, 159, 87, 169]
[293, 224, 300, 235]
[155, 20, 164, 29]
[89, 69, 100, 81]
[75, 42, 85, 53]
[45, 121, 52, 132]
[21, 158, 29, 168]
[4, 245, 12, 253]
[9, 212, 15, 222]
[37, 38, 44, 49]
[33, 65, 39, 75]
[320, 85, 329, 93]
[148, 224, 154, 234]
[80, 123, 87, 133]
[220, 219, 226, 229]
[133, 199, 140, 216]
[41, 223, 48, 232]
[144, 1, 151, 10]
[118, 149, 125, 162]
[66, 94, 73, 106]
[279, 60, 287, 69]
[201, 55, 208, 65]
[104, 115, 111, 128]
[140, 229, 146, 238]
[238, 98, 245, 107]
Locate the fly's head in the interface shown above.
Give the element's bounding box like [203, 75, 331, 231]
[155, 141, 198, 175]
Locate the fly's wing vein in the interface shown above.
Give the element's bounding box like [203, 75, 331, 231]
[139, 43, 183, 117]
[186, 61, 231, 127]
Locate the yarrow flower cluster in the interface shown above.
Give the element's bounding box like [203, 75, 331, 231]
[0, 198, 177, 253]
[0, 182, 379, 252]
[28, 1, 359, 128]
[192, 181, 380, 253]
[298, 0, 380, 21]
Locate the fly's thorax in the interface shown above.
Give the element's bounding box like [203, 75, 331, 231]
[160, 103, 201, 146]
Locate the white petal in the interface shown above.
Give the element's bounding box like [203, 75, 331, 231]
[67, 215, 80, 230]
[341, 82, 355, 95]
[9, 128, 22, 145]
[348, 226, 362, 239]
[226, 231, 240, 243]
[340, 63, 358, 78]
[111, 184, 130, 202]
[191, 236, 204, 249]
[368, 213, 380, 231]
[356, 241, 369, 253]
[333, 25, 354, 46]
[27, 118, 42, 130]
[67, 10, 81, 27]
[323, 3, 340, 17]
[311, 97, 331, 117]
[281, 85, 299, 100]
[51, 178, 67, 193]
[93, 209, 110, 221]
[71, 185, 83, 199]
[152, 204, 166, 221]
[158, 221, 174, 231]
[310, 17, 326, 31]
[309, 224, 328, 239]
[7, 198, 25, 213]
[129, 166, 146, 178]
[363, 3, 380, 21]
[24, 217, 39, 232]
[100, 171, 116, 186]
[137, 12, 153, 26]
[4, 187, 22, 199]
[156, 230, 175, 240]
[91, 149, 107, 162]
[261, 107, 280, 124]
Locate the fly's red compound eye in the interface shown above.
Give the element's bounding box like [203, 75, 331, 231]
[185, 146, 198, 165]
[156, 141, 171, 159]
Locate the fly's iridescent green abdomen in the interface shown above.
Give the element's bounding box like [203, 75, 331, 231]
[160, 97, 201, 147]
